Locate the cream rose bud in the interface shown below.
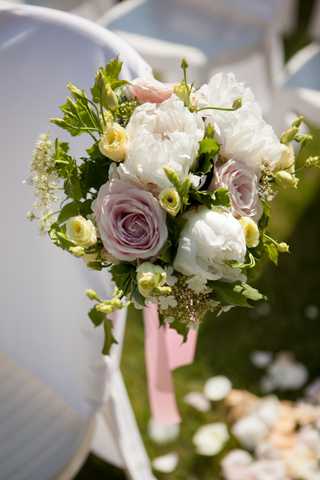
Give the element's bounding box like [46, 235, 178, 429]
[99, 123, 127, 162]
[276, 144, 295, 173]
[66, 216, 97, 247]
[174, 207, 247, 283]
[239, 217, 260, 248]
[137, 262, 166, 297]
[159, 187, 181, 216]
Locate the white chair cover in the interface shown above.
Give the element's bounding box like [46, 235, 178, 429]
[274, 43, 320, 129]
[98, 0, 294, 86]
[0, 3, 154, 479]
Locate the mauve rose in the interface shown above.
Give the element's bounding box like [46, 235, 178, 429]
[211, 159, 262, 219]
[94, 179, 168, 261]
[129, 77, 173, 104]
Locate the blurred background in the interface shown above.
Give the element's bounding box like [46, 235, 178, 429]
[2, 0, 320, 479]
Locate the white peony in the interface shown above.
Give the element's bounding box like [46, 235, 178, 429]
[119, 95, 204, 190]
[173, 207, 246, 282]
[196, 73, 285, 172]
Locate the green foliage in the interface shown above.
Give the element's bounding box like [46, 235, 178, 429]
[208, 280, 265, 307]
[49, 223, 74, 251]
[91, 59, 126, 104]
[190, 186, 230, 209]
[79, 143, 111, 194]
[57, 201, 80, 224]
[195, 124, 220, 174]
[53, 139, 83, 201]
[264, 241, 279, 265]
[52, 83, 102, 137]
[102, 318, 118, 355]
[88, 306, 105, 326]
[164, 167, 192, 208]
[111, 263, 136, 297]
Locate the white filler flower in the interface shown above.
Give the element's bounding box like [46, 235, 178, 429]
[204, 376, 232, 401]
[196, 73, 285, 172]
[193, 422, 229, 456]
[120, 95, 204, 190]
[174, 207, 246, 282]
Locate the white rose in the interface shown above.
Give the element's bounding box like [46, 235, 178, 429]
[173, 207, 246, 282]
[119, 95, 204, 190]
[195, 73, 285, 172]
[66, 216, 97, 247]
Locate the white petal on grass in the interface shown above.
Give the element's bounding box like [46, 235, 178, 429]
[305, 304, 319, 320]
[193, 422, 229, 456]
[232, 416, 269, 450]
[204, 375, 232, 401]
[148, 418, 180, 444]
[152, 453, 178, 473]
[184, 392, 210, 412]
[250, 351, 273, 369]
[262, 353, 308, 392]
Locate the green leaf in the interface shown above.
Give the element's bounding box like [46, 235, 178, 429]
[198, 137, 220, 172]
[111, 263, 136, 296]
[264, 242, 279, 265]
[57, 201, 80, 224]
[209, 281, 250, 307]
[79, 143, 111, 194]
[234, 283, 265, 302]
[213, 187, 231, 207]
[64, 173, 82, 201]
[190, 189, 216, 209]
[91, 59, 126, 105]
[164, 167, 192, 208]
[88, 306, 105, 327]
[102, 318, 118, 355]
[49, 223, 74, 251]
[52, 84, 101, 137]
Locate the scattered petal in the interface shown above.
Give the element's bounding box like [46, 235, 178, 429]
[250, 351, 273, 369]
[232, 416, 269, 450]
[184, 392, 210, 412]
[152, 453, 178, 473]
[304, 304, 319, 320]
[204, 376, 232, 401]
[193, 422, 229, 456]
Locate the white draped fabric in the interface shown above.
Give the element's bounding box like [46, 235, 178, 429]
[0, 4, 155, 479]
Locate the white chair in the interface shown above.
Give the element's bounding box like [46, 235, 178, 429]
[98, 0, 296, 87]
[310, 0, 320, 40]
[272, 43, 320, 130]
[0, 3, 155, 479]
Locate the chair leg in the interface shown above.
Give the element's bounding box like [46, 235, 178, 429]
[94, 369, 156, 480]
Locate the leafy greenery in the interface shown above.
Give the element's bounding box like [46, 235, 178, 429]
[196, 124, 220, 174]
[164, 167, 192, 209]
[190, 186, 230, 209]
[111, 263, 137, 297]
[208, 280, 265, 307]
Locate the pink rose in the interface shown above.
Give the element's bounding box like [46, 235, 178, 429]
[94, 179, 168, 261]
[129, 77, 173, 104]
[211, 159, 262, 220]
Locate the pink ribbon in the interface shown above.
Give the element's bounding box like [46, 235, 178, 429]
[143, 303, 197, 425]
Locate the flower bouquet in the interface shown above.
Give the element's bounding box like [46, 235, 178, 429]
[28, 58, 319, 354]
